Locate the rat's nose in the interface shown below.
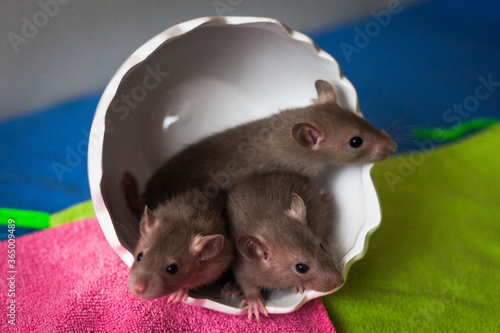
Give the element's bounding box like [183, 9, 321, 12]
[383, 140, 398, 154]
[387, 139, 397, 153]
[335, 274, 344, 288]
[330, 272, 344, 289]
[371, 139, 397, 161]
[381, 131, 398, 152]
[133, 281, 148, 295]
[321, 273, 344, 292]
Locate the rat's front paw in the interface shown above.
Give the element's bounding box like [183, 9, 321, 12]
[221, 282, 243, 297]
[293, 286, 306, 295]
[240, 295, 268, 323]
[167, 289, 189, 303]
[319, 190, 335, 204]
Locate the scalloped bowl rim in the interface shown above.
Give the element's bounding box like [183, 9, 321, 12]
[87, 16, 382, 315]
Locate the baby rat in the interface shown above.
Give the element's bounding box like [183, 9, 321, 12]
[226, 172, 344, 322]
[145, 79, 397, 203]
[127, 188, 233, 303]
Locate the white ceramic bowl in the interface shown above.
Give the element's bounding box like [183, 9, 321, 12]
[88, 16, 381, 315]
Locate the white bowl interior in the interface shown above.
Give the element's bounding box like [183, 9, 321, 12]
[88, 17, 381, 315]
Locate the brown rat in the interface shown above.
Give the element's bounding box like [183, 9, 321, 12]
[123, 79, 391, 307]
[127, 188, 233, 302]
[226, 172, 344, 322]
[145, 79, 397, 206]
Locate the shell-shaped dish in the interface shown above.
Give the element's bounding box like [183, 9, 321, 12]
[88, 16, 381, 315]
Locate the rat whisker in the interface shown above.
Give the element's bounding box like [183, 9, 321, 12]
[384, 116, 407, 131]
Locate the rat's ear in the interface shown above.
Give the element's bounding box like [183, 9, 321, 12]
[292, 123, 324, 150]
[140, 206, 156, 236]
[191, 234, 224, 261]
[236, 236, 270, 262]
[313, 80, 337, 104]
[286, 193, 307, 223]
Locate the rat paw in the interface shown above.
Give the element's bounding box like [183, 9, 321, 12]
[240, 296, 268, 323]
[319, 190, 335, 204]
[293, 286, 306, 295]
[120, 171, 146, 212]
[167, 289, 189, 303]
[221, 282, 243, 297]
[120, 171, 137, 189]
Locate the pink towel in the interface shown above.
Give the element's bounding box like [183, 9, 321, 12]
[1, 218, 336, 332]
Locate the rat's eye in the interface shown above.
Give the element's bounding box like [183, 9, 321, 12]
[319, 243, 325, 251]
[166, 264, 178, 274]
[295, 263, 310, 274]
[136, 252, 143, 262]
[349, 136, 363, 148]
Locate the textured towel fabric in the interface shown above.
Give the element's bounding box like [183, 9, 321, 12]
[323, 125, 500, 331]
[0, 218, 335, 333]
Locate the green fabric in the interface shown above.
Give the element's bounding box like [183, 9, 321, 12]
[49, 200, 95, 227]
[0, 201, 95, 229]
[323, 125, 500, 332]
[0, 208, 50, 228]
[412, 118, 500, 142]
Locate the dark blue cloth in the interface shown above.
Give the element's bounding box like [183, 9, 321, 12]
[310, 0, 500, 152]
[0, 94, 99, 213]
[0, 0, 499, 217]
[0, 226, 42, 240]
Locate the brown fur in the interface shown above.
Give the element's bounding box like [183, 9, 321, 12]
[123, 80, 393, 304]
[128, 191, 233, 300]
[226, 172, 344, 305]
[145, 80, 396, 205]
